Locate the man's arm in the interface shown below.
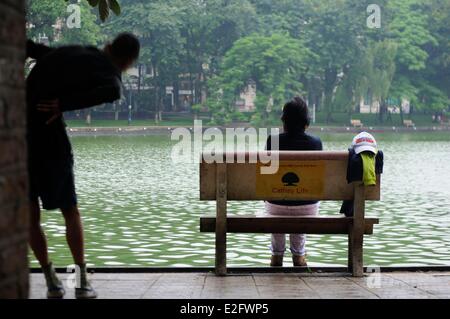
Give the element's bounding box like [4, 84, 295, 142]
[59, 76, 122, 112]
[37, 76, 121, 124]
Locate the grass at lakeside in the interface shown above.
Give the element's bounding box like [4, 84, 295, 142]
[313, 112, 443, 127]
[66, 119, 196, 128]
[65, 113, 447, 128]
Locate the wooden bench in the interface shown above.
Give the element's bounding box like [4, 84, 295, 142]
[403, 120, 415, 128]
[199, 151, 380, 277]
[350, 119, 363, 128]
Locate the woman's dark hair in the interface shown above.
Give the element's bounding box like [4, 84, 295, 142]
[110, 32, 140, 62]
[281, 96, 310, 134]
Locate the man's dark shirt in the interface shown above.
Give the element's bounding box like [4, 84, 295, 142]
[26, 41, 122, 129]
[25, 40, 123, 208]
[266, 131, 323, 206]
[26, 41, 122, 158]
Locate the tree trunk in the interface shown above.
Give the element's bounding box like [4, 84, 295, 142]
[378, 99, 387, 123]
[348, 99, 354, 123]
[173, 80, 179, 112]
[324, 68, 337, 124]
[190, 75, 195, 106]
[158, 90, 163, 123]
[86, 109, 91, 126]
[154, 86, 160, 124]
[399, 102, 404, 125]
[138, 64, 142, 94]
[200, 71, 208, 105]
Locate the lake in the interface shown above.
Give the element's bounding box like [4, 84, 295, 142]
[30, 131, 450, 268]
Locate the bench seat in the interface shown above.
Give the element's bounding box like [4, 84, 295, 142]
[200, 215, 379, 235]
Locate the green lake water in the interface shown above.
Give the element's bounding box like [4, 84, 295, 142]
[30, 131, 450, 268]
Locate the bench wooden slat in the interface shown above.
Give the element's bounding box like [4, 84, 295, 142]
[200, 216, 379, 235]
[201, 151, 350, 161]
[200, 154, 381, 201]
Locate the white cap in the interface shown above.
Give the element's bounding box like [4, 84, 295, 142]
[352, 132, 377, 154]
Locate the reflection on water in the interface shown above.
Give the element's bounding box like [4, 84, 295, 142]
[32, 132, 450, 267]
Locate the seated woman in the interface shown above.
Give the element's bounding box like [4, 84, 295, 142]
[265, 97, 323, 267]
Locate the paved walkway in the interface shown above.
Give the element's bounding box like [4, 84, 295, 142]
[29, 272, 450, 299]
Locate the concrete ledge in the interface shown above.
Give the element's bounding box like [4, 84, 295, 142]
[29, 266, 450, 274]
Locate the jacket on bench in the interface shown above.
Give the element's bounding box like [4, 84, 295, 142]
[340, 149, 384, 217]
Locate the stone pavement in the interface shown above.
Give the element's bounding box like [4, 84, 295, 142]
[29, 272, 450, 299]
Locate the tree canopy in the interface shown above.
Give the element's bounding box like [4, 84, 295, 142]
[26, 0, 450, 124]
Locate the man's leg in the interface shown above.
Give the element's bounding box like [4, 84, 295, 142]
[61, 205, 85, 264]
[29, 199, 49, 266]
[61, 205, 97, 299]
[29, 199, 65, 298]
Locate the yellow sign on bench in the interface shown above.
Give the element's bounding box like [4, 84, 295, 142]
[256, 161, 326, 199]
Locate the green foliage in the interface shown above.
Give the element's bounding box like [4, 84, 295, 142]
[28, 0, 449, 121]
[209, 33, 311, 125]
[61, 1, 105, 45]
[302, 0, 372, 122]
[415, 81, 449, 112]
[27, 0, 67, 41]
[385, 0, 437, 71]
[66, 0, 121, 22]
[27, 0, 104, 45]
[389, 75, 419, 113]
[367, 40, 398, 104]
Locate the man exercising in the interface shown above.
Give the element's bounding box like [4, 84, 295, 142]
[26, 33, 140, 299]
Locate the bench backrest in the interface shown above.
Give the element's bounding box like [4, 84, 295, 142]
[404, 120, 413, 124]
[200, 151, 380, 201]
[351, 119, 362, 124]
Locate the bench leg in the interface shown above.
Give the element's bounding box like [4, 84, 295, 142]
[351, 183, 366, 277]
[215, 225, 226, 276]
[215, 234, 226, 276]
[347, 233, 353, 272]
[215, 163, 227, 276]
[351, 230, 364, 277]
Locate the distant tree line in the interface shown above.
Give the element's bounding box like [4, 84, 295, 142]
[27, 0, 450, 124]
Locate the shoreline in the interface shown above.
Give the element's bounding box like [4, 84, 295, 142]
[66, 125, 450, 136]
[29, 265, 450, 273]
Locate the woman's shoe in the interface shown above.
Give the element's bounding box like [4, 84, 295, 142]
[292, 255, 307, 267]
[270, 255, 283, 267]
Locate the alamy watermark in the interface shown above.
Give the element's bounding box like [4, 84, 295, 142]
[65, 264, 90, 289]
[170, 120, 280, 174]
[366, 265, 382, 288]
[66, 1, 82, 29]
[367, 4, 381, 29]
